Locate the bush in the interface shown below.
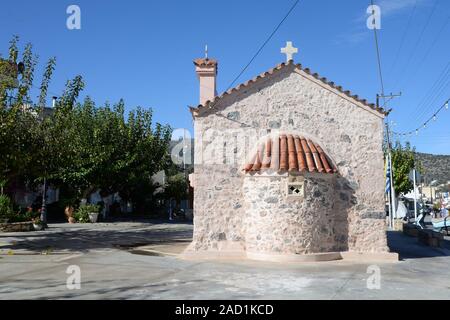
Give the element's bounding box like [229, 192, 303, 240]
[0, 196, 38, 223]
[8, 207, 39, 223]
[0, 194, 13, 221]
[19, 208, 39, 222]
[73, 204, 99, 223]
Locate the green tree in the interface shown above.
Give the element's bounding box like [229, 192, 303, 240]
[1, 36, 173, 218]
[37, 57, 56, 108]
[0, 58, 19, 103]
[44, 95, 172, 213]
[164, 173, 188, 211]
[0, 102, 37, 186]
[0, 37, 49, 187]
[390, 141, 421, 195]
[8, 35, 19, 63]
[16, 43, 37, 106]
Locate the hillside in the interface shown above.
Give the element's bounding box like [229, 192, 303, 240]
[415, 152, 450, 185]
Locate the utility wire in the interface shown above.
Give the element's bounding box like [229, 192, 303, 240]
[411, 61, 450, 124]
[201, 0, 301, 127]
[397, 12, 449, 125]
[393, 0, 438, 92]
[398, 15, 450, 98]
[388, 0, 418, 81]
[371, 0, 386, 104]
[226, 0, 301, 91]
[394, 62, 450, 139]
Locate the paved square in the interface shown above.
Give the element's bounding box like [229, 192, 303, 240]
[0, 221, 449, 299]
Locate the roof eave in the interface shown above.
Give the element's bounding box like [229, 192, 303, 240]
[188, 60, 387, 118]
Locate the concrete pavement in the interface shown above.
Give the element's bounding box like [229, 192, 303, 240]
[1, 221, 450, 299]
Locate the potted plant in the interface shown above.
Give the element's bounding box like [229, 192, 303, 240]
[86, 204, 100, 223]
[32, 217, 43, 231]
[74, 204, 99, 223]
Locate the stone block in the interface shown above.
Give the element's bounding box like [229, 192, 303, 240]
[417, 229, 443, 247]
[0, 222, 34, 232]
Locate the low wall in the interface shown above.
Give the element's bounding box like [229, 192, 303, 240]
[403, 223, 443, 248]
[0, 222, 34, 232]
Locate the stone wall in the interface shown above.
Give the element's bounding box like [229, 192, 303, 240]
[191, 64, 388, 254]
[191, 164, 245, 250]
[243, 173, 346, 254]
[0, 222, 34, 232]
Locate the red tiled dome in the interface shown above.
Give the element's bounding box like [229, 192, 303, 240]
[244, 134, 336, 174]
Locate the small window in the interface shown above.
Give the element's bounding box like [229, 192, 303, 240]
[286, 176, 305, 198]
[288, 184, 304, 196]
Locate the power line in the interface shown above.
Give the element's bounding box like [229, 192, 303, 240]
[393, 0, 438, 92]
[397, 15, 450, 96]
[370, 0, 396, 226]
[410, 61, 450, 124]
[394, 17, 450, 124]
[226, 0, 301, 91]
[388, 0, 418, 81]
[399, 60, 450, 125]
[366, 2, 401, 121]
[371, 0, 386, 103]
[199, 0, 301, 126]
[421, 71, 450, 116]
[386, 2, 449, 138]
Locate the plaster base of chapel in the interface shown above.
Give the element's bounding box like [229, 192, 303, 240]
[246, 250, 398, 263]
[181, 241, 247, 260]
[180, 242, 398, 263]
[180, 247, 399, 263]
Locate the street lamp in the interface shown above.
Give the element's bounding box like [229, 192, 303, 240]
[40, 177, 48, 228]
[430, 180, 438, 218]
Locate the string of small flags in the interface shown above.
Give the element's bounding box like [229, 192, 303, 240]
[392, 98, 450, 137]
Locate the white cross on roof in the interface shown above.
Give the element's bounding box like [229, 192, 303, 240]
[281, 41, 298, 62]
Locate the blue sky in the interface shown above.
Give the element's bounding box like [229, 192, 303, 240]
[1, 0, 449, 154]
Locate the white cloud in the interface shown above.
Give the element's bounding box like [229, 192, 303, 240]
[355, 0, 428, 22]
[333, 31, 369, 46]
[377, 0, 427, 17]
[337, 0, 429, 46]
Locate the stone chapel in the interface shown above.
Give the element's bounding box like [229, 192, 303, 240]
[184, 43, 398, 262]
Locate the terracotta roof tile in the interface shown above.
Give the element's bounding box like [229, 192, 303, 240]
[193, 58, 218, 67]
[261, 138, 272, 169]
[287, 135, 298, 171]
[279, 134, 288, 171]
[190, 60, 389, 116]
[244, 134, 337, 174]
[294, 136, 307, 171]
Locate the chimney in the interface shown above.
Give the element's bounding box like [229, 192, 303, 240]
[193, 56, 218, 105]
[52, 96, 57, 108]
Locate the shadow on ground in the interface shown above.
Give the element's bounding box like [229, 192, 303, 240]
[0, 220, 193, 254]
[387, 230, 450, 260]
